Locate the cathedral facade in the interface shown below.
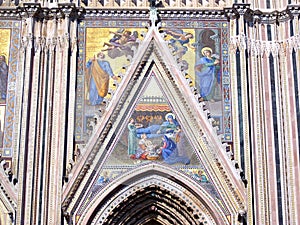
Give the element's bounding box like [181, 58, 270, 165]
[0, 0, 299, 224]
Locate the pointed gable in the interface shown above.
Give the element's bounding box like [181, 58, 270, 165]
[63, 22, 246, 224]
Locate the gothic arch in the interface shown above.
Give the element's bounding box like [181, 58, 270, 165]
[78, 163, 230, 225]
[0, 186, 15, 225]
[63, 26, 246, 225]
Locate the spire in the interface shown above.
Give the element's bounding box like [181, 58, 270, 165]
[149, 3, 158, 28]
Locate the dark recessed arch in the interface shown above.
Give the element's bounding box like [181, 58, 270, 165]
[78, 163, 230, 225]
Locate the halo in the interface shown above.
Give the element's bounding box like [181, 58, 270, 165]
[165, 113, 175, 120]
[201, 47, 213, 56]
[0, 52, 7, 57]
[0, 53, 8, 64]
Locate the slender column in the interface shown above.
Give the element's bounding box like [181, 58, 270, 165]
[28, 19, 44, 225]
[15, 4, 39, 225]
[66, 18, 78, 178]
[34, 19, 50, 225]
[269, 24, 286, 225]
[41, 17, 57, 225]
[46, 5, 74, 224]
[248, 23, 271, 225]
[259, 24, 279, 225]
[43, 14, 61, 224]
[278, 19, 300, 225]
[232, 4, 254, 225]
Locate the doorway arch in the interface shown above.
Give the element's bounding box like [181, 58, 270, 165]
[77, 163, 231, 225]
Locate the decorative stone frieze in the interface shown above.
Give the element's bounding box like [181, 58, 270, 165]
[15, 3, 84, 22]
[230, 33, 300, 57]
[227, 3, 300, 25]
[0, 3, 298, 27]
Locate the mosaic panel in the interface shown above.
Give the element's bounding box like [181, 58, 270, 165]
[75, 19, 232, 147]
[161, 21, 231, 141]
[76, 22, 148, 143]
[74, 18, 232, 221]
[106, 74, 197, 166]
[0, 22, 20, 163]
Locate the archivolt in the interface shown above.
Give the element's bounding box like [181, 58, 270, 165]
[77, 163, 230, 225]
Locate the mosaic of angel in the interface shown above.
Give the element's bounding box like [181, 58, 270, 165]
[165, 29, 195, 57]
[101, 28, 140, 59]
[164, 29, 196, 72]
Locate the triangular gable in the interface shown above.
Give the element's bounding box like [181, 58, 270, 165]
[63, 26, 246, 223]
[106, 72, 196, 166]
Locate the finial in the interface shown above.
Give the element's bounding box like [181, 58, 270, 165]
[149, 5, 158, 27]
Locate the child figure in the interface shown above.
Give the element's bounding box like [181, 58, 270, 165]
[134, 133, 155, 160]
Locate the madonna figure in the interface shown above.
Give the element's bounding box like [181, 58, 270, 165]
[159, 135, 190, 165]
[195, 47, 221, 102]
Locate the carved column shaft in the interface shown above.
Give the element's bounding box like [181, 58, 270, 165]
[66, 18, 78, 176]
[248, 23, 272, 225]
[28, 19, 44, 225]
[48, 19, 63, 224]
[46, 4, 77, 224]
[257, 23, 280, 225]
[39, 17, 58, 225]
[229, 3, 300, 224]
[278, 20, 300, 225]
[16, 5, 75, 224]
[233, 4, 255, 225]
[16, 5, 40, 224]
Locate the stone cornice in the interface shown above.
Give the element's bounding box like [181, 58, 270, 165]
[158, 8, 225, 20]
[225, 3, 300, 25]
[0, 8, 20, 20]
[83, 8, 149, 19]
[0, 4, 299, 24]
[14, 3, 85, 21]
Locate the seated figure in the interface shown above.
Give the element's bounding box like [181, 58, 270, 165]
[134, 133, 156, 159]
[159, 135, 190, 165]
[136, 113, 179, 138]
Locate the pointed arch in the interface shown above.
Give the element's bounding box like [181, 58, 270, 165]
[77, 163, 230, 225]
[63, 27, 246, 225]
[0, 181, 16, 225]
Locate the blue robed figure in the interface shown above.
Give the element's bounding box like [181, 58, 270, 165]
[160, 135, 190, 165]
[195, 47, 221, 101]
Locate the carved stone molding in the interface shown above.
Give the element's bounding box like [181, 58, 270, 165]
[87, 173, 222, 225]
[158, 8, 225, 20]
[0, 3, 298, 26]
[0, 8, 20, 19]
[15, 3, 84, 21]
[225, 3, 300, 25]
[230, 33, 300, 57]
[0, 169, 17, 211]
